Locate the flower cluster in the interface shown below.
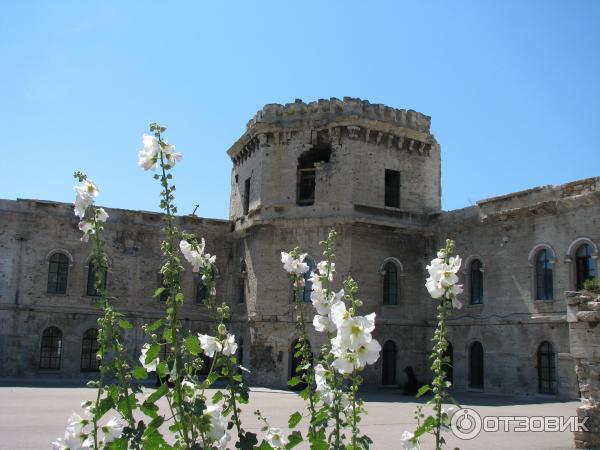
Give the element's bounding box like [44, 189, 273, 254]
[180, 239, 215, 273]
[73, 179, 98, 219]
[138, 133, 182, 171]
[281, 251, 310, 275]
[73, 178, 109, 242]
[425, 249, 463, 309]
[307, 261, 381, 375]
[52, 411, 125, 450]
[203, 403, 231, 450]
[198, 332, 238, 357]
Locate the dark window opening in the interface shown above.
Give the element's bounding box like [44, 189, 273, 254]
[536, 249, 554, 300]
[86, 261, 107, 297]
[81, 328, 100, 372]
[383, 261, 398, 305]
[469, 341, 484, 389]
[382, 340, 397, 385]
[243, 178, 251, 215]
[538, 341, 557, 394]
[385, 169, 400, 208]
[47, 253, 69, 294]
[470, 259, 483, 304]
[238, 260, 247, 303]
[297, 146, 331, 206]
[576, 244, 597, 290]
[40, 326, 62, 370]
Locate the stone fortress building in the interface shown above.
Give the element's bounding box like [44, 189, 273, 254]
[0, 97, 598, 401]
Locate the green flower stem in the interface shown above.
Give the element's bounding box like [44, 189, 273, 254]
[156, 133, 191, 448]
[293, 276, 317, 437]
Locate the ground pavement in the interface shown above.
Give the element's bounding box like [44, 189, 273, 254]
[0, 381, 582, 449]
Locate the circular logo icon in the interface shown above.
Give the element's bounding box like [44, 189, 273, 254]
[450, 408, 482, 440]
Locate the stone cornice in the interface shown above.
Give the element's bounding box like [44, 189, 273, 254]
[227, 97, 437, 166]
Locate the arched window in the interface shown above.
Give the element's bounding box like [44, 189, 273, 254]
[469, 259, 483, 305]
[538, 341, 557, 395]
[301, 257, 317, 303]
[86, 260, 107, 297]
[47, 252, 69, 294]
[383, 262, 398, 305]
[382, 340, 397, 385]
[576, 244, 597, 290]
[469, 341, 484, 389]
[443, 341, 454, 385]
[81, 329, 100, 372]
[535, 249, 554, 300]
[39, 326, 62, 370]
[238, 260, 247, 303]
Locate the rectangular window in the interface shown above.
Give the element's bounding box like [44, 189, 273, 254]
[243, 178, 251, 215]
[297, 168, 316, 206]
[385, 169, 400, 208]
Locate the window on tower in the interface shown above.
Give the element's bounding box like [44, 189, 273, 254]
[243, 177, 251, 215]
[297, 145, 331, 206]
[385, 169, 400, 208]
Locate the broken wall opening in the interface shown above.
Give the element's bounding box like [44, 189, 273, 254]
[297, 145, 331, 206]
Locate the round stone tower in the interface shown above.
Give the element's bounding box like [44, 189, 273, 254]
[227, 97, 440, 227]
[226, 97, 440, 387]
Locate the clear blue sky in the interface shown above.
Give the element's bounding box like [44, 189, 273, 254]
[1, 1, 599, 219]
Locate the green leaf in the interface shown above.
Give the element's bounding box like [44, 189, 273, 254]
[162, 328, 173, 344]
[184, 335, 201, 356]
[288, 411, 302, 428]
[212, 390, 224, 404]
[145, 343, 160, 366]
[157, 360, 169, 378]
[119, 319, 133, 329]
[133, 366, 149, 380]
[153, 287, 165, 298]
[416, 384, 431, 398]
[237, 432, 259, 450]
[147, 319, 163, 332]
[287, 376, 302, 387]
[285, 431, 303, 449]
[145, 383, 168, 405]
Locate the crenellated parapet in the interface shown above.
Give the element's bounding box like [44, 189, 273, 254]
[247, 97, 431, 132]
[228, 97, 437, 167]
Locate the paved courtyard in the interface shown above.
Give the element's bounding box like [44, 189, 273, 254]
[0, 381, 582, 449]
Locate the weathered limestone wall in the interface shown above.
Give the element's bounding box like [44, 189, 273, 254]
[567, 291, 600, 448]
[0, 199, 233, 378]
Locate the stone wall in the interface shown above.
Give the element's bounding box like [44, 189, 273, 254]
[567, 291, 600, 448]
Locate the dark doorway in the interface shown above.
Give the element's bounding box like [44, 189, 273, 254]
[382, 340, 397, 385]
[469, 341, 484, 389]
[538, 341, 557, 395]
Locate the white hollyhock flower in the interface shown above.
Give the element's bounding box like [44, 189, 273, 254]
[139, 343, 158, 372]
[281, 252, 309, 275]
[400, 430, 418, 450]
[162, 142, 183, 168]
[103, 416, 127, 443]
[355, 339, 381, 368]
[78, 221, 94, 242]
[96, 208, 109, 222]
[317, 260, 335, 280]
[311, 287, 344, 316]
[73, 180, 99, 219]
[265, 427, 288, 449]
[204, 403, 230, 449]
[138, 134, 161, 171]
[331, 352, 355, 375]
[222, 333, 238, 356]
[313, 314, 336, 333]
[180, 239, 214, 272]
[199, 334, 222, 357]
[53, 412, 89, 450]
[334, 311, 376, 351]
